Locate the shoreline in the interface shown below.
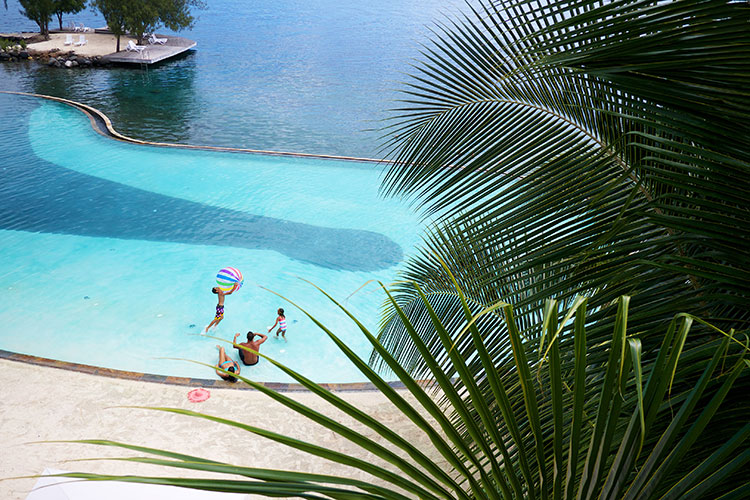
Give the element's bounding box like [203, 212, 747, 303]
[25, 32, 141, 58]
[2, 31, 196, 66]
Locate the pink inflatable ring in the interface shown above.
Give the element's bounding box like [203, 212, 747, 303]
[187, 387, 210, 403]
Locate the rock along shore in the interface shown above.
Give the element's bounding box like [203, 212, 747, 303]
[0, 31, 145, 69]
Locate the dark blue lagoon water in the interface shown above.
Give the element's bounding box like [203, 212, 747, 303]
[1, 0, 463, 157]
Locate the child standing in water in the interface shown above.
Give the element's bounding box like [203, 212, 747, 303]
[268, 308, 287, 339]
[203, 284, 237, 333]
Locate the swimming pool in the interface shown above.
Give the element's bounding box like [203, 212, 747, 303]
[0, 93, 425, 383]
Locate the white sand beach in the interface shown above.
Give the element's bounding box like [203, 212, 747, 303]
[0, 359, 438, 499]
[26, 32, 140, 57]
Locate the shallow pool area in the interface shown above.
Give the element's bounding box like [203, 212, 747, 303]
[0, 93, 425, 383]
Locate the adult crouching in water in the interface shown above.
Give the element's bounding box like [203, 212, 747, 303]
[233, 331, 268, 366]
[215, 345, 240, 382]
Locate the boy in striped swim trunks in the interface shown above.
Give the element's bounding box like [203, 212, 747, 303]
[203, 284, 238, 334]
[268, 308, 287, 339]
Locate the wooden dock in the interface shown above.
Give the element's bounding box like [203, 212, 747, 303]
[103, 35, 196, 64]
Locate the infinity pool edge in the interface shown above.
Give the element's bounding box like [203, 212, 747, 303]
[0, 90, 389, 163]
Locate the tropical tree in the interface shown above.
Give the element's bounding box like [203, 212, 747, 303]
[19, 0, 55, 39]
[91, 0, 203, 50]
[90, 0, 125, 51]
[150, 0, 202, 42]
[364, 1, 750, 494]
[37, 0, 750, 498]
[371, 0, 750, 429]
[52, 0, 85, 31]
[48, 291, 749, 498]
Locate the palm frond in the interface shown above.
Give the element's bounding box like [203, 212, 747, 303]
[55, 289, 749, 499]
[374, 0, 750, 384]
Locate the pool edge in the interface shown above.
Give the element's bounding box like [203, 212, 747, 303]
[0, 349, 406, 392]
[0, 90, 389, 164]
[0, 90, 408, 393]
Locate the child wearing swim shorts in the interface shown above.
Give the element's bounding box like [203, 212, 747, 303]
[268, 308, 287, 339]
[204, 284, 237, 333]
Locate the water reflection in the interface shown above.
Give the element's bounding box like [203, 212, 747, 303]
[24, 55, 199, 144]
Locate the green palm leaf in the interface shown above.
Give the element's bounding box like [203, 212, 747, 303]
[376, 0, 750, 372]
[50, 289, 748, 499]
[373, 2, 750, 472]
[32, 1, 750, 498]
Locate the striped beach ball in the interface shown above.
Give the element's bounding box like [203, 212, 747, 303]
[216, 267, 243, 292]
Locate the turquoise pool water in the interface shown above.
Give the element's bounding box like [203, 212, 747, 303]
[0, 94, 425, 382]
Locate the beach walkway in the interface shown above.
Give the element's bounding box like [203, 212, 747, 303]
[104, 35, 196, 64]
[24, 32, 195, 64]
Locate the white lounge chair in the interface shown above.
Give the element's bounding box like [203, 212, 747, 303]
[126, 40, 147, 54]
[77, 22, 91, 32]
[74, 34, 87, 46]
[148, 33, 167, 45]
[64, 34, 73, 46]
[66, 21, 76, 31]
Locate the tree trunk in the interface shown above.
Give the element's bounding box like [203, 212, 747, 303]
[57, 13, 63, 31]
[116, 34, 120, 52]
[37, 19, 50, 41]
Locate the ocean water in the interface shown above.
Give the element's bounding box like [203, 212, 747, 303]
[0, 92, 427, 383]
[0, 0, 464, 158]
